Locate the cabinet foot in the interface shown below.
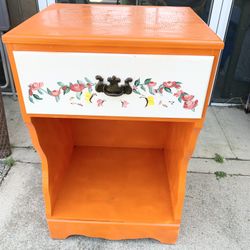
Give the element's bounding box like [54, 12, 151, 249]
[48, 219, 179, 244]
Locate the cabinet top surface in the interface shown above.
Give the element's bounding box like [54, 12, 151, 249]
[3, 4, 223, 49]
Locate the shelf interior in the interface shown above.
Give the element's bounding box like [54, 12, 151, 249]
[31, 117, 195, 224]
[52, 146, 174, 224]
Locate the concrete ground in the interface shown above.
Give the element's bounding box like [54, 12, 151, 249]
[0, 96, 250, 250]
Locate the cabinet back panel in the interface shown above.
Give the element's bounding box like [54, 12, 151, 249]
[68, 119, 192, 149]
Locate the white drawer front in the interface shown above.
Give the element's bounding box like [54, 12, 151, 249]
[14, 52, 213, 119]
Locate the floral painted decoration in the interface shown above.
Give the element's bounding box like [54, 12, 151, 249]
[121, 100, 129, 108]
[27, 77, 198, 111]
[132, 78, 198, 111]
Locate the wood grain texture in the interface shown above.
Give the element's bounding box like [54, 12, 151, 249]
[52, 146, 174, 223]
[3, 4, 223, 244]
[48, 219, 180, 243]
[3, 4, 223, 49]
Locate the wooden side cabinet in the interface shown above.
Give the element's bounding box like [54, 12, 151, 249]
[3, 4, 223, 244]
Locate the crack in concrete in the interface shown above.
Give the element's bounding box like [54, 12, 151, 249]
[11, 146, 35, 149]
[192, 156, 250, 162]
[212, 108, 238, 159]
[188, 171, 250, 177]
[11, 147, 250, 162]
[14, 156, 250, 165]
[15, 160, 40, 165]
[12, 159, 250, 177]
[11, 149, 250, 167]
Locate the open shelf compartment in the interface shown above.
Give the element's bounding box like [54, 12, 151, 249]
[30, 117, 198, 241]
[53, 146, 174, 223]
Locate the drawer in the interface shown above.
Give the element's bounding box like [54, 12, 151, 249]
[14, 51, 214, 119]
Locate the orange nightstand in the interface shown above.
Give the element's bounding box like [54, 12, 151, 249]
[3, 4, 223, 244]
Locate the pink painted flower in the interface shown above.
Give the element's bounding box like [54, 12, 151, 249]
[148, 81, 157, 87]
[97, 99, 105, 107]
[163, 81, 176, 88]
[182, 95, 194, 101]
[174, 90, 184, 97]
[159, 87, 164, 94]
[29, 82, 44, 91]
[70, 83, 85, 92]
[163, 81, 181, 89]
[86, 83, 93, 92]
[121, 100, 129, 108]
[29, 89, 33, 96]
[62, 86, 68, 91]
[183, 99, 198, 110]
[50, 89, 61, 96]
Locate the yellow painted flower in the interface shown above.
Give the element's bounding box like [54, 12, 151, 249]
[85, 92, 92, 103]
[147, 96, 155, 106]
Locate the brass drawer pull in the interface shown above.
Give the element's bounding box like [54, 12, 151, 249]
[95, 75, 133, 97]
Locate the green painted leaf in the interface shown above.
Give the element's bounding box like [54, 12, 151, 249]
[33, 94, 43, 100]
[134, 79, 140, 86]
[63, 87, 70, 95]
[157, 85, 164, 94]
[84, 77, 92, 83]
[47, 88, 52, 94]
[76, 92, 82, 100]
[55, 96, 60, 102]
[133, 89, 141, 95]
[77, 80, 83, 84]
[148, 87, 155, 95]
[176, 81, 182, 84]
[140, 85, 146, 91]
[144, 78, 152, 85]
[37, 89, 43, 94]
[29, 96, 34, 103]
[164, 87, 172, 93]
[88, 88, 92, 93]
[57, 82, 64, 87]
[178, 96, 182, 103]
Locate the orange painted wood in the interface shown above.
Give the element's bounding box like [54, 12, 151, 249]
[47, 220, 180, 243]
[52, 146, 174, 223]
[29, 118, 73, 216]
[3, 3, 223, 244]
[3, 4, 223, 50]
[5, 42, 221, 124]
[68, 119, 179, 148]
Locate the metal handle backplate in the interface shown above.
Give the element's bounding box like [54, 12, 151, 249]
[95, 75, 133, 97]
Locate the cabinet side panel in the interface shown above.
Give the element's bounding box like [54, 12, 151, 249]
[164, 122, 199, 221]
[30, 118, 74, 214]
